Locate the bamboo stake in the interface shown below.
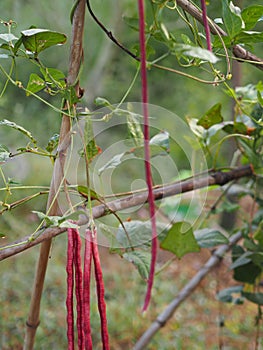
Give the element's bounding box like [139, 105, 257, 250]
[0, 165, 253, 261]
[23, 1, 86, 349]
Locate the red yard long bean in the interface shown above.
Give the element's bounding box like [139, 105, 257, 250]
[200, 0, 212, 51]
[66, 228, 75, 350]
[72, 229, 85, 350]
[66, 225, 109, 349]
[83, 229, 93, 350]
[91, 227, 110, 350]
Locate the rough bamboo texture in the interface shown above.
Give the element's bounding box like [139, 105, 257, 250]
[23, 1, 86, 349]
[0, 165, 253, 261]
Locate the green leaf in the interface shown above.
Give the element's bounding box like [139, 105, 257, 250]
[131, 132, 170, 159]
[250, 252, 263, 267]
[32, 210, 81, 228]
[94, 97, 112, 107]
[253, 221, 263, 248]
[0, 43, 11, 51]
[0, 145, 11, 163]
[0, 33, 18, 42]
[40, 67, 66, 88]
[231, 246, 261, 284]
[32, 210, 57, 226]
[58, 221, 79, 229]
[150, 131, 170, 151]
[213, 200, 240, 214]
[223, 122, 248, 135]
[64, 86, 80, 105]
[230, 251, 252, 269]
[235, 31, 263, 45]
[98, 152, 126, 175]
[212, 35, 232, 49]
[26, 73, 45, 96]
[116, 220, 167, 249]
[13, 36, 23, 54]
[242, 5, 263, 30]
[235, 84, 258, 100]
[172, 44, 219, 63]
[197, 103, 223, 129]
[78, 117, 101, 162]
[77, 185, 101, 201]
[81, 140, 101, 162]
[123, 251, 151, 280]
[160, 221, 200, 259]
[0, 119, 37, 144]
[242, 292, 263, 306]
[239, 139, 261, 167]
[123, 16, 139, 31]
[187, 118, 205, 138]
[46, 133, 59, 153]
[217, 286, 244, 304]
[194, 229, 229, 248]
[132, 43, 155, 60]
[222, 0, 243, 38]
[0, 232, 6, 238]
[160, 22, 170, 41]
[21, 29, 67, 55]
[127, 113, 144, 147]
[131, 144, 169, 158]
[99, 223, 122, 254]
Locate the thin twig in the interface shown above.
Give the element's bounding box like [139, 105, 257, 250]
[0, 165, 253, 261]
[133, 230, 243, 350]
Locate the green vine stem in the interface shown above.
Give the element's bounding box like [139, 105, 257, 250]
[0, 63, 71, 116]
[212, 134, 252, 169]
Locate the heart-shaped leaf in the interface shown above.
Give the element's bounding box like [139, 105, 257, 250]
[21, 29, 67, 55]
[197, 103, 224, 129]
[160, 221, 200, 258]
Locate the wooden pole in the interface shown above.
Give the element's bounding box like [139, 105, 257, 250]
[23, 1, 86, 349]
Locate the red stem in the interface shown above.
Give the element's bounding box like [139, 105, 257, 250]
[200, 0, 212, 52]
[66, 229, 75, 350]
[72, 229, 85, 350]
[83, 229, 93, 350]
[91, 227, 110, 350]
[138, 0, 158, 312]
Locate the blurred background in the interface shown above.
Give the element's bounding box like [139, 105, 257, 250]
[0, 0, 262, 348]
